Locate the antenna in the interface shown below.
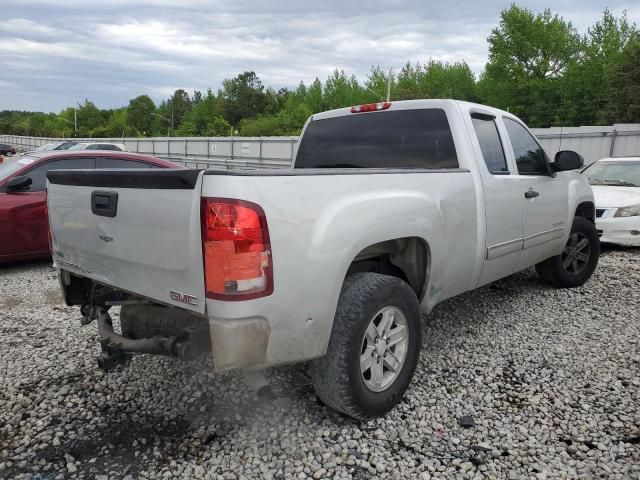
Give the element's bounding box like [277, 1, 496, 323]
[365, 86, 385, 101]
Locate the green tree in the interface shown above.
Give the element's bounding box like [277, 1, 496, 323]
[559, 10, 637, 125]
[365, 66, 393, 102]
[305, 78, 324, 113]
[396, 63, 421, 99]
[239, 100, 311, 136]
[76, 100, 103, 135]
[478, 5, 581, 126]
[323, 69, 367, 109]
[167, 89, 192, 130]
[220, 71, 267, 125]
[420, 60, 477, 100]
[601, 38, 640, 122]
[127, 95, 156, 134]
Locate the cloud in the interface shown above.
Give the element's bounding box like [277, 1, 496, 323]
[0, 0, 638, 112]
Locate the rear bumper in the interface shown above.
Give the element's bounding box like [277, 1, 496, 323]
[209, 317, 270, 370]
[59, 269, 275, 371]
[595, 215, 640, 246]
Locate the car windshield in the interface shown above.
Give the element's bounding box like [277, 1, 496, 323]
[55, 141, 77, 150]
[34, 143, 57, 151]
[0, 157, 35, 182]
[67, 144, 86, 150]
[583, 160, 640, 187]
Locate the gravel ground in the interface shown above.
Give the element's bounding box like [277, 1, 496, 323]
[0, 247, 639, 480]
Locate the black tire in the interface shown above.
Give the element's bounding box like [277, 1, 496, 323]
[120, 304, 210, 351]
[310, 273, 421, 420]
[535, 217, 600, 288]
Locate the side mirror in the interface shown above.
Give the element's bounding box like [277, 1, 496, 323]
[5, 175, 32, 192]
[553, 150, 583, 171]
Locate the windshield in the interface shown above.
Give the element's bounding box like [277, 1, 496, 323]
[0, 157, 34, 183]
[67, 144, 87, 150]
[34, 143, 57, 151]
[583, 160, 640, 187]
[55, 141, 77, 150]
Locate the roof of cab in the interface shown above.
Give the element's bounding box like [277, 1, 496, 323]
[310, 99, 515, 122]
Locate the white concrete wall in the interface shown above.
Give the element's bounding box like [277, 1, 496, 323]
[3, 123, 639, 169]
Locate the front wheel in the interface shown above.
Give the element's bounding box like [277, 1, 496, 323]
[536, 217, 600, 288]
[310, 273, 421, 420]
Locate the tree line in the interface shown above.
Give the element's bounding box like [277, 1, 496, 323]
[1, 6, 638, 139]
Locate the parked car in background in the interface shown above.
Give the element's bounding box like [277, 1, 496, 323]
[582, 156, 640, 246]
[0, 144, 17, 156]
[0, 151, 182, 263]
[33, 141, 78, 152]
[68, 142, 127, 151]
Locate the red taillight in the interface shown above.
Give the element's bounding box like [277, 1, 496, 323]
[350, 102, 391, 113]
[201, 197, 273, 300]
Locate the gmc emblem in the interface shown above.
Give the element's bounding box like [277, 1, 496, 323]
[170, 290, 198, 306]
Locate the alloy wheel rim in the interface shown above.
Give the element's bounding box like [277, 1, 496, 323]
[561, 232, 590, 275]
[359, 306, 409, 392]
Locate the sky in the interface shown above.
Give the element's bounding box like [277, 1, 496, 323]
[1, 0, 639, 113]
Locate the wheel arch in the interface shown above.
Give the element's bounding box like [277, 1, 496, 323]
[345, 236, 431, 300]
[575, 201, 595, 223]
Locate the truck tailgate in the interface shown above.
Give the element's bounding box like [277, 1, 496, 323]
[47, 169, 206, 314]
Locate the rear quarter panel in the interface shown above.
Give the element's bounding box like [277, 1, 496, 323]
[201, 170, 478, 365]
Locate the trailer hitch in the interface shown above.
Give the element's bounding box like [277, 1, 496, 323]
[83, 304, 198, 371]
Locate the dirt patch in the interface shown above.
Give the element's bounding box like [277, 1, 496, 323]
[44, 287, 64, 306]
[0, 296, 23, 309]
[12, 414, 192, 479]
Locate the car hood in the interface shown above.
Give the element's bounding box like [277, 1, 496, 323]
[591, 185, 640, 208]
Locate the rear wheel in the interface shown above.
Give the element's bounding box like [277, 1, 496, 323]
[310, 273, 421, 420]
[536, 217, 599, 288]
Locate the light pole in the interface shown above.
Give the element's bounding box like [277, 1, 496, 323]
[59, 117, 78, 132]
[151, 113, 173, 136]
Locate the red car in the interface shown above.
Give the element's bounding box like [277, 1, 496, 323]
[0, 144, 17, 156]
[0, 151, 183, 263]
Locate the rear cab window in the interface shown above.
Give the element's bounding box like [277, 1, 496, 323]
[295, 108, 458, 169]
[98, 158, 153, 169]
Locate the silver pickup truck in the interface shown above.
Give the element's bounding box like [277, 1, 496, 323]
[47, 100, 599, 419]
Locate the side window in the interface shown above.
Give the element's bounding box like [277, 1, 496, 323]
[99, 158, 153, 169]
[471, 114, 509, 174]
[25, 157, 96, 191]
[503, 118, 548, 175]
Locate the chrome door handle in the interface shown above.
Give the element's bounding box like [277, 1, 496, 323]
[524, 190, 539, 199]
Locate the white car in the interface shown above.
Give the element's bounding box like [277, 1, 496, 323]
[68, 142, 127, 152]
[582, 157, 640, 246]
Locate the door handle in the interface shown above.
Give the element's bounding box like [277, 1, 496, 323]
[524, 190, 539, 199]
[91, 191, 118, 217]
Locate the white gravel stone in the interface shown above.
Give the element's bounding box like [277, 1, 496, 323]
[1, 249, 639, 479]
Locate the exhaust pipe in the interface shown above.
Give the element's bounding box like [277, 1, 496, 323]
[90, 306, 197, 370]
